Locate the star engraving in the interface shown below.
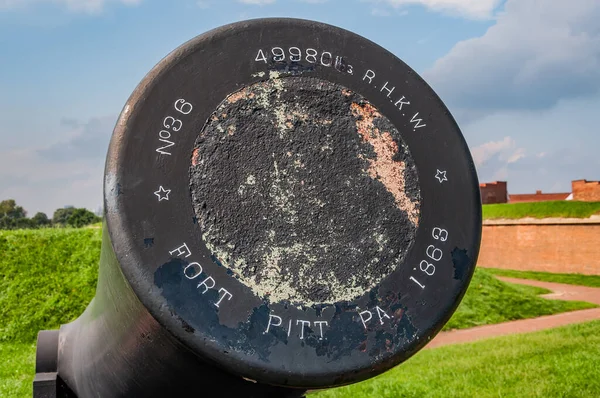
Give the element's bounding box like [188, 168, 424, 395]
[154, 186, 171, 201]
[435, 170, 448, 184]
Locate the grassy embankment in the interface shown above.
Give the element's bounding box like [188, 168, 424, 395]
[441, 268, 594, 330]
[0, 228, 100, 396]
[0, 227, 596, 396]
[486, 268, 600, 288]
[312, 320, 600, 398]
[482, 200, 600, 219]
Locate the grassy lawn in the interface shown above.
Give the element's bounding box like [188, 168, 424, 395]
[482, 200, 600, 219]
[485, 268, 600, 288]
[312, 320, 600, 398]
[0, 228, 597, 396]
[0, 343, 35, 398]
[442, 268, 595, 331]
[0, 228, 100, 343]
[85, 221, 103, 228]
[5, 321, 600, 397]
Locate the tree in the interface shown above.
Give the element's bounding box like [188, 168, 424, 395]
[66, 208, 101, 228]
[0, 199, 28, 230]
[31, 212, 51, 228]
[52, 206, 76, 225]
[0, 216, 17, 229]
[0, 199, 27, 219]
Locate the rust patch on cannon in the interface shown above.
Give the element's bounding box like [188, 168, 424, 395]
[351, 102, 419, 226]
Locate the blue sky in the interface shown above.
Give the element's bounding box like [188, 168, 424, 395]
[1, 0, 599, 216]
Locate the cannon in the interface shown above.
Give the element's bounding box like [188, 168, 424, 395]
[34, 18, 482, 397]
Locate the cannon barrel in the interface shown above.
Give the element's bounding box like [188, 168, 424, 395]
[34, 18, 482, 398]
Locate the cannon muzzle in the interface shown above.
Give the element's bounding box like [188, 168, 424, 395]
[34, 18, 482, 398]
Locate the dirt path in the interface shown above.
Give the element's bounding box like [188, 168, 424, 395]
[426, 277, 600, 349]
[496, 276, 600, 305]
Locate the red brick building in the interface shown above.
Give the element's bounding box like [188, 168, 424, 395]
[509, 190, 571, 203]
[572, 179, 600, 201]
[480, 179, 600, 204]
[479, 181, 508, 204]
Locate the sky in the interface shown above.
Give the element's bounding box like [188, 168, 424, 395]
[0, 0, 599, 216]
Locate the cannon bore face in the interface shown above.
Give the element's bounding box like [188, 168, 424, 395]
[190, 77, 421, 306]
[96, 18, 481, 390]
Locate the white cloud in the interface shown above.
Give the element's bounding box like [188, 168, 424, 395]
[471, 136, 520, 167]
[0, 0, 141, 13]
[238, 0, 275, 5]
[371, 7, 391, 16]
[469, 137, 526, 184]
[462, 94, 600, 193]
[0, 147, 104, 215]
[373, 0, 501, 20]
[506, 147, 525, 164]
[491, 167, 507, 181]
[0, 116, 114, 215]
[38, 116, 114, 161]
[425, 0, 600, 112]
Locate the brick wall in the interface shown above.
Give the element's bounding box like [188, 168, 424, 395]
[479, 181, 507, 204]
[477, 220, 600, 275]
[509, 191, 570, 203]
[572, 180, 600, 201]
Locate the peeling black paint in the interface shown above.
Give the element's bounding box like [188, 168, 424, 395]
[153, 258, 384, 365]
[155, 259, 280, 361]
[451, 247, 471, 281]
[269, 62, 316, 75]
[315, 303, 365, 361]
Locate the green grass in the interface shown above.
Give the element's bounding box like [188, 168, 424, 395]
[485, 268, 600, 288]
[442, 267, 595, 331]
[0, 228, 100, 343]
[482, 200, 600, 219]
[7, 322, 599, 398]
[0, 343, 36, 397]
[85, 221, 103, 228]
[312, 320, 600, 398]
[0, 228, 596, 396]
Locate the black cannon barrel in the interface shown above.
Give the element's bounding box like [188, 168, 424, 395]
[34, 18, 482, 397]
